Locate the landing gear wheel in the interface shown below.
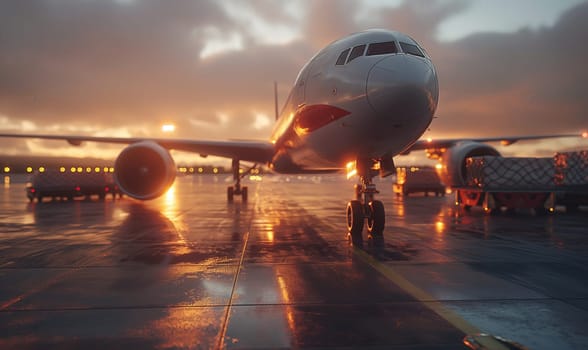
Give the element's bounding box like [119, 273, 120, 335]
[227, 186, 234, 202]
[346, 200, 364, 246]
[366, 200, 385, 237]
[242, 186, 248, 202]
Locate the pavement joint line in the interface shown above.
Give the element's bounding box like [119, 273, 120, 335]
[354, 247, 510, 350]
[217, 197, 255, 349]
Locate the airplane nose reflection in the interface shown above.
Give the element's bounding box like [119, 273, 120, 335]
[366, 55, 438, 121]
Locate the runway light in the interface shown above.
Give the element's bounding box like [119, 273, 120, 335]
[39, 167, 45, 173]
[71, 167, 77, 173]
[435, 163, 443, 170]
[86, 167, 91, 173]
[26, 167, 33, 173]
[3, 167, 10, 173]
[59, 167, 66, 173]
[109, 167, 114, 173]
[213, 167, 218, 174]
[77, 167, 83, 173]
[103, 167, 109, 173]
[162, 124, 175, 133]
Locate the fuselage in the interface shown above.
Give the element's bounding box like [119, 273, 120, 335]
[269, 29, 439, 173]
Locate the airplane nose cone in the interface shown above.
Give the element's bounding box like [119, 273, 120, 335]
[366, 55, 438, 120]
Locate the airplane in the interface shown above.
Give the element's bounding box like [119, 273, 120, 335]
[0, 29, 584, 245]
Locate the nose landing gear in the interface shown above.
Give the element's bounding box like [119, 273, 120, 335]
[346, 158, 386, 246]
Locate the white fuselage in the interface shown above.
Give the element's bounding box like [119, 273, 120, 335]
[269, 29, 439, 173]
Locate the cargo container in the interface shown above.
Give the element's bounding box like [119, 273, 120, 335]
[455, 152, 588, 214]
[393, 166, 446, 197]
[26, 169, 122, 202]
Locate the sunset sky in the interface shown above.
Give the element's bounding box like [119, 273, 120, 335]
[1, 0, 587, 164]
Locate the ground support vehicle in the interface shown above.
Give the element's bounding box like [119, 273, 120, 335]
[26, 169, 122, 203]
[455, 152, 588, 214]
[393, 166, 446, 197]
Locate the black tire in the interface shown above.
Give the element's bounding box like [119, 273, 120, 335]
[367, 200, 385, 237]
[227, 186, 234, 202]
[346, 200, 364, 245]
[242, 186, 248, 202]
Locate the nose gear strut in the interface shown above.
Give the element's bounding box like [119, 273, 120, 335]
[346, 158, 387, 246]
[227, 159, 257, 202]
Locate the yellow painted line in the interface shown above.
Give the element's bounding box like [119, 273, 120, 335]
[354, 248, 510, 350]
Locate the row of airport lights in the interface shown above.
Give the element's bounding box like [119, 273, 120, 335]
[177, 167, 262, 175]
[1, 166, 115, 174]
[2, 166, 262, 174]
[178, 166, 219, 174]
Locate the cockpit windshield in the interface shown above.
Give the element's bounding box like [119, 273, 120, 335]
[366, 41, 397, 56]
[347, 44, 366, 63]
[335, 39, 426, 66]
[399, 42, 425, 58]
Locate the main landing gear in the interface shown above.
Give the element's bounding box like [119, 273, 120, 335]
[227, 159, 255, 202]
[346, 158, 386, 246]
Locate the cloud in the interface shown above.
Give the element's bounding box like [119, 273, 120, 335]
[432, 1, 588, 136]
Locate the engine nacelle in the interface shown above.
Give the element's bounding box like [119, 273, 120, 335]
[114, 141, 176, 200]
[439, 141, 501, 187]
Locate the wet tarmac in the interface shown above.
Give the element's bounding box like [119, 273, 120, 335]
[1, 174, 588, 349]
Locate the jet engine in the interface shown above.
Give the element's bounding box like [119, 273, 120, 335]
[114, 141, 176, 200]
[438, 141, 501, 187]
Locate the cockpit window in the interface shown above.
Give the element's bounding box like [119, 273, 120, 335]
[399, 42, 425, 58]
[347, 44, 366, 63]
[336, 48, 350, 65]
[366, 41, 397, 56]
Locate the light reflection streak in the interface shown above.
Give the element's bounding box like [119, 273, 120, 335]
[394, 196, 405, 217]
[160, 183, 191, 256]
[435, 220, 445, 234]
[276, 273, 296, 341]
[128, 304, 221, 349]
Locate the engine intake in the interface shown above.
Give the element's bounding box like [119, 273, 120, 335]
[439, 141, 501, 187]
[114, 141, 176, 200]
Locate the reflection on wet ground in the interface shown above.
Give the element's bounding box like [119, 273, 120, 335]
[1, 175, 587, 349]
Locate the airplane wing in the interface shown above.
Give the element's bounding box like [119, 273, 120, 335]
[402, 133, 585, 154]
[0, 133, 275, 163]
